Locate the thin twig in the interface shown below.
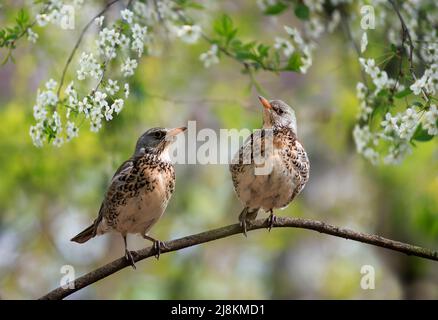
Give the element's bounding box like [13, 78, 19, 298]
[39, 216, 438, 300]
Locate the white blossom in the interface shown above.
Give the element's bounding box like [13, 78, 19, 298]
[176, 25, 201, 44]
[96, 27, 120, 60]
[66, 121, 79, 141]
[46, 79, 57, 90]
[305, 17, 325, 39]
[121, 58, 138, 77]
[30, 123, 44, 147]
[423, 105, 438, 136]
[274, 37, 295, 57]
[33, 105, 47, 121]
[77, 52, 102, 80]
[124, 83, 130, 98]
[90, 120, 102, 132]
[104, 105, 114, 121]
[199, 45, 219, 68]
[410, 76, 427, 95]
[121, 9, 134, 24]
[52, 137, 64, 148]
[112, 99, 124, 114]
[27, 28, 38, 43]
[95, 16, 104, 27]
[36, 13, 50, 26]
[131, 23, 147, 57]
[105, 79, 119, 95]
[361, 32, 368, 53]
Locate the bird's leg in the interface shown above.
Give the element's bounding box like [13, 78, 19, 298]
[123, 235, 136, 270]
[143, 234, 168, 260]
[238, 207, 249, 237]
[267, 209, 277, 232]
[239, 208, 259, 237]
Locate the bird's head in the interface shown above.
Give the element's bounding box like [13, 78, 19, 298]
[258, 96, 297, 134]
[134, 126, 187, 157]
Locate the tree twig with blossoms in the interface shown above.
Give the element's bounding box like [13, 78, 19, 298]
[1, 0, 437, 164]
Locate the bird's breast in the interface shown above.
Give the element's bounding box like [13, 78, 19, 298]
[233, 150, 296, 210]
[115, 162, 175, 235]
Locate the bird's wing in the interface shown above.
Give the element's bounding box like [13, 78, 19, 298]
[93, 157, 137, 228]
[289, 140, 310, 201]
[229, 130, 268, 187]
[230, 129, 269, 166]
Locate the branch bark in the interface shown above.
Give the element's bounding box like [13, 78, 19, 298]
[39, 216, 438, 300]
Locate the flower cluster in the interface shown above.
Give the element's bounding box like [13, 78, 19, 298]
[410, 64, 438, 96]
[283, 26, 314, 74]
[352, 0, 438, 164]
[199, 45, 219, 68]
[35, 0, 84, 28]
[29, 1, 206, 147]
[25, 0, 438, 162]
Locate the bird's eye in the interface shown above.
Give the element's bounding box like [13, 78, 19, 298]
[276, 108, 284, 115]
[154, 131, 164, 139]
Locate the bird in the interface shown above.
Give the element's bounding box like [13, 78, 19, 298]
[71, 126, 187, 268]
[229, 96, 310, 236]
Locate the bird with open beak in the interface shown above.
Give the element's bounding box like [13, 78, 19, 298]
[71, 126, 187, 268]
[230, 96, 310, 236]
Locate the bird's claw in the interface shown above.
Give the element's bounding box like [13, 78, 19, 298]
[240, 219, 248, 237]
[153, 240, 168, 260]
[125, 250, 137, 270]
[267, 212, 277, 232]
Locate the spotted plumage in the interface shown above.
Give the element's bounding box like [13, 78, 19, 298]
[71, 126, 186, 268]
[230, 96, 310, 235]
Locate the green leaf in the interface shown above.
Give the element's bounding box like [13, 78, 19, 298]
[16, 9, 29, 27]
[412, 124, 434, 142]
[213, 14, 237, 45]
[377, 89, 390, 97]
[264, 3, 288, 15]
[294, 4, 310, 20]
[257, 44, 270, 59]
[285, 52, 302, 72]
[394, 87, 412, 99]
[411, 101, 423, 108]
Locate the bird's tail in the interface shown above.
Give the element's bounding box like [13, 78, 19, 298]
[70, 224, 96, 243]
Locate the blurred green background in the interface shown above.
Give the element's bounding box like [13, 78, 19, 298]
[0, 1, 437, 299]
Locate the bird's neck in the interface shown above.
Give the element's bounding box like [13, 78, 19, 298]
[136, 147, 173, 163]
[264, 123, 297, 137]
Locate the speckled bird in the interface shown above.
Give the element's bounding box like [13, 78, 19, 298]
[230, 96, 310, 236]
[71, 126, 187, 268]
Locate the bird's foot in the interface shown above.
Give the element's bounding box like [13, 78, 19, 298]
[143, 235, 168, 260]
[125, 249, 137, 270]
[152, 240, 168, 260]
[239, 219, 249, 238]
[267, 212, 277, 232]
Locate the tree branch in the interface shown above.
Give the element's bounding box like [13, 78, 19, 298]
[39, 216, 438, 300]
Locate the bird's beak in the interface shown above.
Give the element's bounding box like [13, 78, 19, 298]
[166, 126, 187, 138]
[258, 96, 272, 110]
